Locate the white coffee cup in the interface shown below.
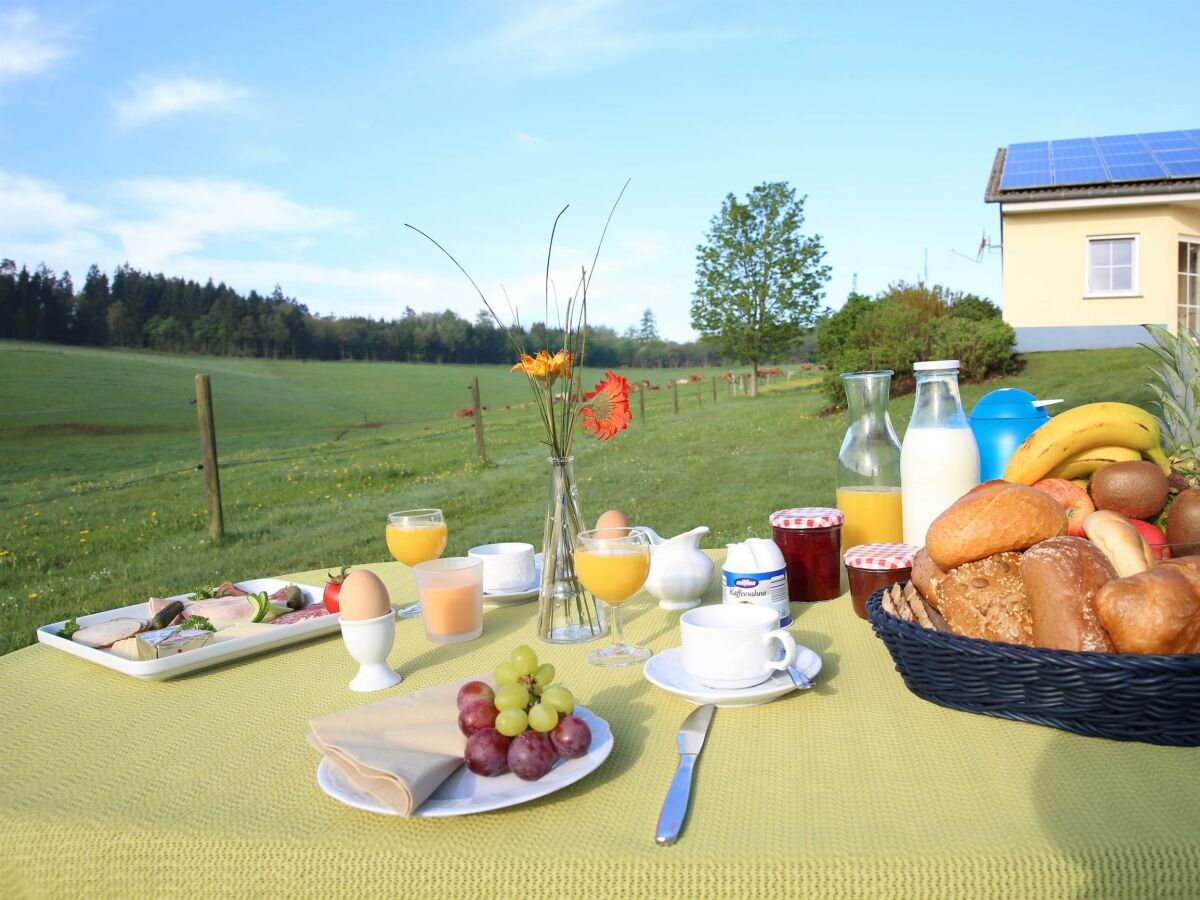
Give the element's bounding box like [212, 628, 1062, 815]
[467, 542, 536, 592]
[679, 604, 798, 690]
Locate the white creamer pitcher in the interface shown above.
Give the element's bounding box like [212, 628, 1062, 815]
[639, 526, 715, 610]
[722, 538, 791, 626]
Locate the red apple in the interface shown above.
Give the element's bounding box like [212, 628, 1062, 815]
[1031, 478, 1096, 538]
[1130, 518, 1170, 560]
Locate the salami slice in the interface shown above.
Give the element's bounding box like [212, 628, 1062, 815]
[268, 603, 330, 625]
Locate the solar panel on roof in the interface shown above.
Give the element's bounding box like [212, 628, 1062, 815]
[999, 128, 1200, 190]
[1165, 161, 1200, 177]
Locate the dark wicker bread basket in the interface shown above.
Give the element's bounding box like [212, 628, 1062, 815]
[866, 584, 1200, 747]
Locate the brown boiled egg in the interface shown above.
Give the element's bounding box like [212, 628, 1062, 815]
[594, 509, 629, 538]
[337, 569, 392, 621]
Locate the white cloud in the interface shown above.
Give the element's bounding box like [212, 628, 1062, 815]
[514, 130, 545, 149]
[477, 0, 750, 74]
[108, 177, 351, 269]
[0, 8, 68, 84]
[0, 170, 699, 338]
[113, 75, 250, 128]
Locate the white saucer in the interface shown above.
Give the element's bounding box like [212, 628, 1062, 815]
[482, 553, 543, 607]
[643, 645, 822, 709]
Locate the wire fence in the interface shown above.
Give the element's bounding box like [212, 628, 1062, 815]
[1, 370, 820, 513]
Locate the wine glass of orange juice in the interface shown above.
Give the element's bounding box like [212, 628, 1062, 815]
[575, 526, 652, 667]
[386, 509, 448, 619]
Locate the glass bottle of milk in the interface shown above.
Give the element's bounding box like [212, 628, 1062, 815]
[900, 360, 980, 546]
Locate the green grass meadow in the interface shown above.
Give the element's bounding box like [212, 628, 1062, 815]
[0, 340, 1159, 655]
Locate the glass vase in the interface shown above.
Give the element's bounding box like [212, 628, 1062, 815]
[537, 456, 609, 644]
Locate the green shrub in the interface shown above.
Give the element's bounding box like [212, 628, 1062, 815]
[817, 295, 1015, 408]
[946, 294, 1002, 321]
[925, 316, 1015, 380]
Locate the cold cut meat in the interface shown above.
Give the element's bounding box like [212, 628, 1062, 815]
[268, 603, 331, 625]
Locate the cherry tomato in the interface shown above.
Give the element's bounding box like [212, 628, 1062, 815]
[324, 566, 349, 613]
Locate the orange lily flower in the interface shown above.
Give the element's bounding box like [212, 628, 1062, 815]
[511, 349, 574, 388]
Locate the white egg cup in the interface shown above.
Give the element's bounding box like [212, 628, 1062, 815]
[339, 610, 403, 692]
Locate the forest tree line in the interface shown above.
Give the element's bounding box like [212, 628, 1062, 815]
[0, 260, 772, 368]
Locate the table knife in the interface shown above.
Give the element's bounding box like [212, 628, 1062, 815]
[655, 703, 715, 845]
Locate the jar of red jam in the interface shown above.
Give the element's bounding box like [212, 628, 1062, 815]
[843, 543, 917, 620]
[769, 508, 844, 602]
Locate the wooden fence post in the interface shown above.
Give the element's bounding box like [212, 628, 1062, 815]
[712, 377, 717, 403]
[638, 384, 646, 423]
[697, 378, 703, 408]
[194, 374, 224, 540]
[671, 380, 679, 413]
[469, 376, 487, 465]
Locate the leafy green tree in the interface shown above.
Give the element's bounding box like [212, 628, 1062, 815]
[637, 308, 659, 342]
[691, 182, 830, 396]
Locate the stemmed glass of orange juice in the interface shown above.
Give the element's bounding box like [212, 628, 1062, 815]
[575, 526, 652, 667]
[386, 509, 448, 618]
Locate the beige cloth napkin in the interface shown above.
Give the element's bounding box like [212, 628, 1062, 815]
[309, 676, 484, 816]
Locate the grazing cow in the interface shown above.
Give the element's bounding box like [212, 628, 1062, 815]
[453, 407, 473, 418]
[800, 363, 813, 371]
[649, 384, 661, 391]
[686, 374, 703, 383]
[718, 371, 734, 383]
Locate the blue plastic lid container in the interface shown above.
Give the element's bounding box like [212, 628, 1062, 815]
[969, 389, 1061, 481]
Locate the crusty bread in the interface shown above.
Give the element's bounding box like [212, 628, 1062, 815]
[1019, 537, 1116, 652]
[925, 480, 1068, 570]
[910, 547, 944, 610]
[1094, 556, 1200, 654]
[928, 551, 1033, 645]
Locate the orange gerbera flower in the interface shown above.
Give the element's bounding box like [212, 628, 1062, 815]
[511, 349, 573, 388]
[581, 370, 632, 440]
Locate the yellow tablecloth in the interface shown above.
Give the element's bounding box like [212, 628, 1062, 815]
[2, 551, 1198, 899]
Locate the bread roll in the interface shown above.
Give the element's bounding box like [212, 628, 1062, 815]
[1081, 510, 1155, 577]
[1094, 556, 1200, 654]
[1019, 537, 1116, 652]
[930, 551, 1033, 645]
[925, 480, 1068, 570]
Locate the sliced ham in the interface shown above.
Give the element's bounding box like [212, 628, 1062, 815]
[180, 596, 257, 630]
[71, 617, 148, 649]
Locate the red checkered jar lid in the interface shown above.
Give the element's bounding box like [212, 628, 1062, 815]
[769, 507, 844, 530]
[843, 543, 919, 570]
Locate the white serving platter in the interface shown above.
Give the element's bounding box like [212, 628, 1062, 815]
[316, 706, 612, 817]
[35, 578, 336, 681]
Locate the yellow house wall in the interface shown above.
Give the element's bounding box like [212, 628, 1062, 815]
[1000, 203, 1200, 334]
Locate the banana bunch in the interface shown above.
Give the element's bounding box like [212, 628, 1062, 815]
[1003, 402, 1171, 485]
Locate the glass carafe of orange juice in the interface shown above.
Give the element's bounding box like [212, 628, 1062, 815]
[836, 371, 903, 548]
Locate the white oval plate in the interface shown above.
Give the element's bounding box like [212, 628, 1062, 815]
[482, 553, 542, 607]
[643, 645, 822, 708]
[316, 705, 612, 817]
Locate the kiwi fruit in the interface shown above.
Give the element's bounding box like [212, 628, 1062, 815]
[1089, 460, 1168, 519]
[1166, 488, 1200, 557]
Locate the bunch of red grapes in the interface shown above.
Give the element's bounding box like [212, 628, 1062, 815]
[457, 644, 592, 780]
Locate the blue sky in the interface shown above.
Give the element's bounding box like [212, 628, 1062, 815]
[1, 1, 1196, 340]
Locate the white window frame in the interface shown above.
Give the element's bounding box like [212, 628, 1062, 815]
[1084, 233, 1139, 298]
[1180, 235, 1200, 334]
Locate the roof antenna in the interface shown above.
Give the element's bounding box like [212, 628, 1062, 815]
[950, 230, 1001, 263]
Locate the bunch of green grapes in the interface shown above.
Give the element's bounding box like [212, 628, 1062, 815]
[492, 644, 575, 738]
